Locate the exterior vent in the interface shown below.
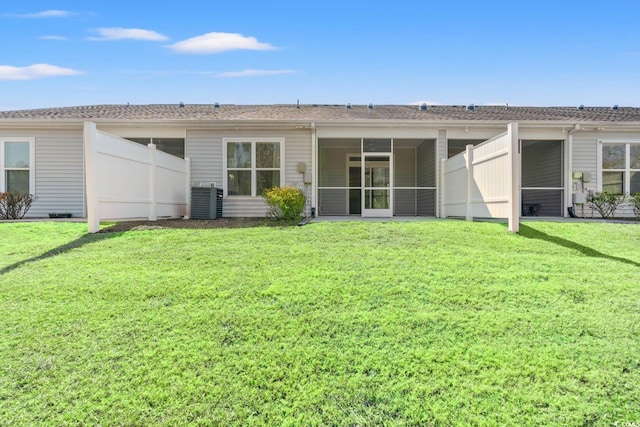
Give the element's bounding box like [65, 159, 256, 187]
[466, 104, 475, 111]
[368, 103, 374, 109]
[346, 103, 352, 109]
[419, 103, 428, 111]
[612, 104, 619, 110]
[214, 102, 221, 109]
[179, 102, 185, 108]
[577, 105, 584, 110]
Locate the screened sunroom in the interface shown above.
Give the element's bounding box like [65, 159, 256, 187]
[317, 138, 436, 217]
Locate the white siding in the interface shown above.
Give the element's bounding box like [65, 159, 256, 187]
[573, 131, 640, 218]
[0, 127, 84, 218]
[186, 128, 312, 217]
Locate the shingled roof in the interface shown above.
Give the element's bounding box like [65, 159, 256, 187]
[1, 104, 639, 123]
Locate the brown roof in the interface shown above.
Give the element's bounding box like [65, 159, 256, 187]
[0, 103, 639, 123]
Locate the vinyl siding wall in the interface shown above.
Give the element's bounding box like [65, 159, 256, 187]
[186, 128, 312, 217]
[572, 131, 640, 217]
[0, 127, 84, 218]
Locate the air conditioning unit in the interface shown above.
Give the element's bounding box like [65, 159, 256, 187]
[191, 186, 223, 219]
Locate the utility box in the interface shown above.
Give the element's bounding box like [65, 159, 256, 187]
[572, 192, 588, 204]
[191, 187, 223, 219]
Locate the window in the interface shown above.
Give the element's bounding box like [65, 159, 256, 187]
[600, 141, 640, 194]
[224, 139, 283, 196]
[1, 138, 35, 194]
[126, 137, 185, 158]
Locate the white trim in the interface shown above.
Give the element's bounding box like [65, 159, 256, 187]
[223, 137, 285, 198]
[598, 139, 640, 193]
[0, 137, 36, 195]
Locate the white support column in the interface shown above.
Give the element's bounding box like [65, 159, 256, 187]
[440, 158, 447, 218]
[311, 122, 317, 217]
[508, 123, 520, 233]
[564, 132, 571, 217]
[184, 157, 191, 219]
[84, 122, 100, 233]
[465, 144, 474, 221]
[148, 143, 157, 221]
[564, 124, 580, 217]
[435, 128, 447, 218]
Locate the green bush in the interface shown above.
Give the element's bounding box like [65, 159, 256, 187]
[262, 186, 306, 221]
[587, 192, 626, 219]
[0, 192, 35, 219]
[631, 193, 640, 219]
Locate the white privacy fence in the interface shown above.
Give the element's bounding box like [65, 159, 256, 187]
[442, 123, 520, 232]
[84, 122, 190, 233]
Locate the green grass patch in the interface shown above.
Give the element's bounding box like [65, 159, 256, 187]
[1, 220, 639, 425]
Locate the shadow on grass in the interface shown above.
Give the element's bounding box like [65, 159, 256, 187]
[0, 232, 116, 275]
[519, 224, 640, 268]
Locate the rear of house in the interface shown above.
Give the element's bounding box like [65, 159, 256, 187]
[1, 104, 639, 222]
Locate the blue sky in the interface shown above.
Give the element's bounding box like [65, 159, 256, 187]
[1, 1, 639, 110]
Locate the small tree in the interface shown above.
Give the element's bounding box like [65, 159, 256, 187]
[587, 192, 626, 219]
[0, 192, 35, 219]
[631, 193, 640, 219]
[262, 186, 306, 221]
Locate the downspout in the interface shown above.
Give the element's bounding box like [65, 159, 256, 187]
[311, 122, 317, 217]
[565, 124, 581, 217]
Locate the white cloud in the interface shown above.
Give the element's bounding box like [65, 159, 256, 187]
[0, 64, 83, 80]
[89, 28, 168, 41]
[168, 32, 276, 54]
[39, 35, 68, 41]
[216, 69, 295, 78]
[8, 10, 73, 18]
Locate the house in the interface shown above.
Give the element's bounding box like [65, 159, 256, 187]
[1, 103, 639, 230]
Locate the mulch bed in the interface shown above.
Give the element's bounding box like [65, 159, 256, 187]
[99, 218, 299, 232]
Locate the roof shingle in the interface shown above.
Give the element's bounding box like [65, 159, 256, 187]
[1, 104, 639, 123]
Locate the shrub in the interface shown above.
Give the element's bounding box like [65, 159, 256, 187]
[586, 192, 626, 219]
[0, 192, 35, 219]
[631, 193, 640, 219]
[262, 186, 306, 221]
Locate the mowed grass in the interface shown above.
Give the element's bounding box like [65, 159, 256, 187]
[0, 220, 639, 426]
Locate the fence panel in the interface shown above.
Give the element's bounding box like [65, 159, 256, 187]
[441, 123, 520, 232]
[84, 122, 189, 232]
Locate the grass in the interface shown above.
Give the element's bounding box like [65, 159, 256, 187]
[0, 220, 639, 426]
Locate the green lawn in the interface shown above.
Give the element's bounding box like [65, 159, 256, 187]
[0, 220, 639, 426]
